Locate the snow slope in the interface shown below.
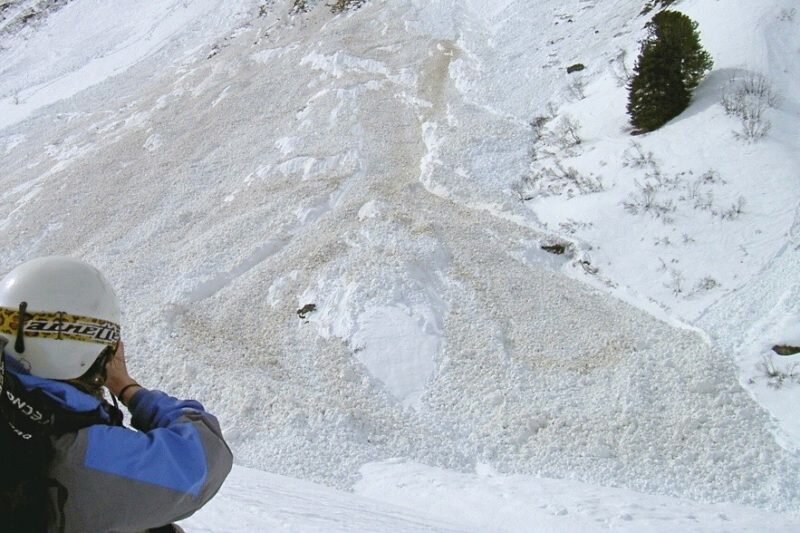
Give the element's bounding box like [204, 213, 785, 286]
[1, 0, 799, 530]
[180, 464, 469, 533]
[181, 461, 800, 532]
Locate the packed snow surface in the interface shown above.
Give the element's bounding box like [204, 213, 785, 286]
[183, 461, 800, 532]
[1, 0, 799, 530]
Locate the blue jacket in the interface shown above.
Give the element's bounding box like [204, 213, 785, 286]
[7, 360, 233, 532]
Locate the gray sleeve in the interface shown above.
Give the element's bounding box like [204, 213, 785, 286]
[47, 399, 233, 533]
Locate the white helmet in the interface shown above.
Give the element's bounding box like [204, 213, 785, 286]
[0, 256, 121, 380]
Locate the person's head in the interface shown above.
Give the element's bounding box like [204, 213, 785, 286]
[0, 256, 121, 395]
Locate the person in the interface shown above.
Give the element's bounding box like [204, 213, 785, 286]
[0, 256, 233, 532]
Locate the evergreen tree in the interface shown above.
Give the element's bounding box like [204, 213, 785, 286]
[627, 10, 713, 132]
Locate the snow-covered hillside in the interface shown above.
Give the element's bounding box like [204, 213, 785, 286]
[1, 0, 799, 530]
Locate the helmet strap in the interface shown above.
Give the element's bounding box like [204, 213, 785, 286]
[14, 301, 28, 354]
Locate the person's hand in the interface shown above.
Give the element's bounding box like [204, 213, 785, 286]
[105, 341, 141, 403]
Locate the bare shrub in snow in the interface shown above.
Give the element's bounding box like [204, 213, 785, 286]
[566, 77, 586, 101]
[529, 115, 553, 158]
[680, 171, 724, 212]
[558, 219, 594, 234]
[620, 146, 704, 224]
[553, 161, 603, 195]
[733, 106, 771, 142]
[722, 72, 779, 143]
[683, 178, 701, 201]
[757, 356, 800, 389]
[689, 276, 719, 297]
[622, 179, 675, 222]
[330, 0, 365, 14]
[551, 115, 582, 150]
[530, 111, 583, 157]
[691, 188, 714, 212]
[621, 142, 679, 185]
[663, 267, 684, 296]
[529, 115, 550, 143]
[719, 196, 746, 220]
[610, 49, 632, 87]
[512, 174, 536, 202]
[641, 0, 677, 15]
[528, 104, 560, 160]
[523, 109, 598, 199]
[698, 169, 725, 185]
[778, 8, 796, 22]
[622, 182, 655, 215]
[622, 142, 656, 169]
[290, 0, 310, 14]
[722, 73, 779, 114]
[525, 160, 603, 198]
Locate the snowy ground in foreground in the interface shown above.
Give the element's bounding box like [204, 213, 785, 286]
[1, 0, 800, 530]
[181, 463, 800, 532]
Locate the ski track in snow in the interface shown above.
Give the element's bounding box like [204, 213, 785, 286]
[181, 465, 470, 533]
[182, 462, 800, 532]
[1, 0, 800, 527]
